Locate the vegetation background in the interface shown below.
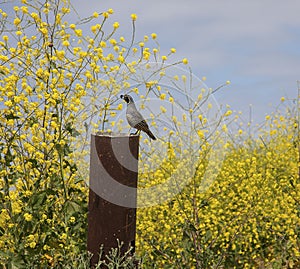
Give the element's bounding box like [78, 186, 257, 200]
[0, 0, 299, 268]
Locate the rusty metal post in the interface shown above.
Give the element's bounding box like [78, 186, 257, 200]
[88, 133, 139, 266]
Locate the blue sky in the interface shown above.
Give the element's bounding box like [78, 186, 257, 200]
[70, 0, 300, 126]
[2, 0, 299, 126]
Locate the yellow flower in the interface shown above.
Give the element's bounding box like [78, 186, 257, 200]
[61, 7, 70, 14]
[43, 246, 51, 252]
[123, 81, 131, 88]
[131, 13, 137, 21]
[24, 213, 33, 221]
[225, 110, 232, 117]
[75, 29, 82, 37]
[159, 93, 166, 100]
[113, 22, 119, 29]
[4, 100, 13, 107]
[29, 242, 36, 248]
[127, 87, 137, 94]
[21, 6, 28, 13]
[222, 124, 228, 132]
[226, 80, 231, 85]
[100, 41, 106, 47]
[197, 130, 205, 138]
[109, 39, 117, 46]
[160, 106, 167, 113]
[143, 50, 150, 60]
[62, 40, 70, 47]
[108, 8, 114, 14]
[31, 12, 39, 20]
[60, 233, 67, 241]
[93, 12, 99, 18]
[56, 50, 65, 60]
[151, 33, 157, 39]
[161, 55, 167, 61]
[182, 58, 188, 64]
[170, 48, 176, 53]
[14, 17, 21, 26]
[118, 55, 124, 63]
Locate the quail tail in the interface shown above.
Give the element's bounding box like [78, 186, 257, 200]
[146, 129, 156, 140]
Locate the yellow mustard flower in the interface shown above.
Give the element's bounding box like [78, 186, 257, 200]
[151, 33, 157, 39]
[182, 58, 188, 64]
[113, 22, 119, 29]
[24, 213, 33, 221]
[131, 13, 137, 21]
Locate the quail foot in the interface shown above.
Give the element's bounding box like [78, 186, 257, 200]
[120, 94, 156, 140]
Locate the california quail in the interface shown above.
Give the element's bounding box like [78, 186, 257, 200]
[120, 94, 156, 140]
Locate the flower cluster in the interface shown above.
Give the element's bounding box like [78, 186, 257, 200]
[0, 0, 189, 267]
[136, 102, 300, 268]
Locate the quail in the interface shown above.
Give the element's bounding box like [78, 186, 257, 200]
[120, 94, 156, 140]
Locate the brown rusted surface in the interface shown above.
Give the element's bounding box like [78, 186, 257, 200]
[88, 134, 139, 267]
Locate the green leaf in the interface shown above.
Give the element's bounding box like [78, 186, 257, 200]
[31, 191, 47, 210]
[65, 122, 80, 137]
[28, 158, 38, 168]
[11, 254, 26, 269]
[5, 113, 20, 120]
[64, 200, 81, 218]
